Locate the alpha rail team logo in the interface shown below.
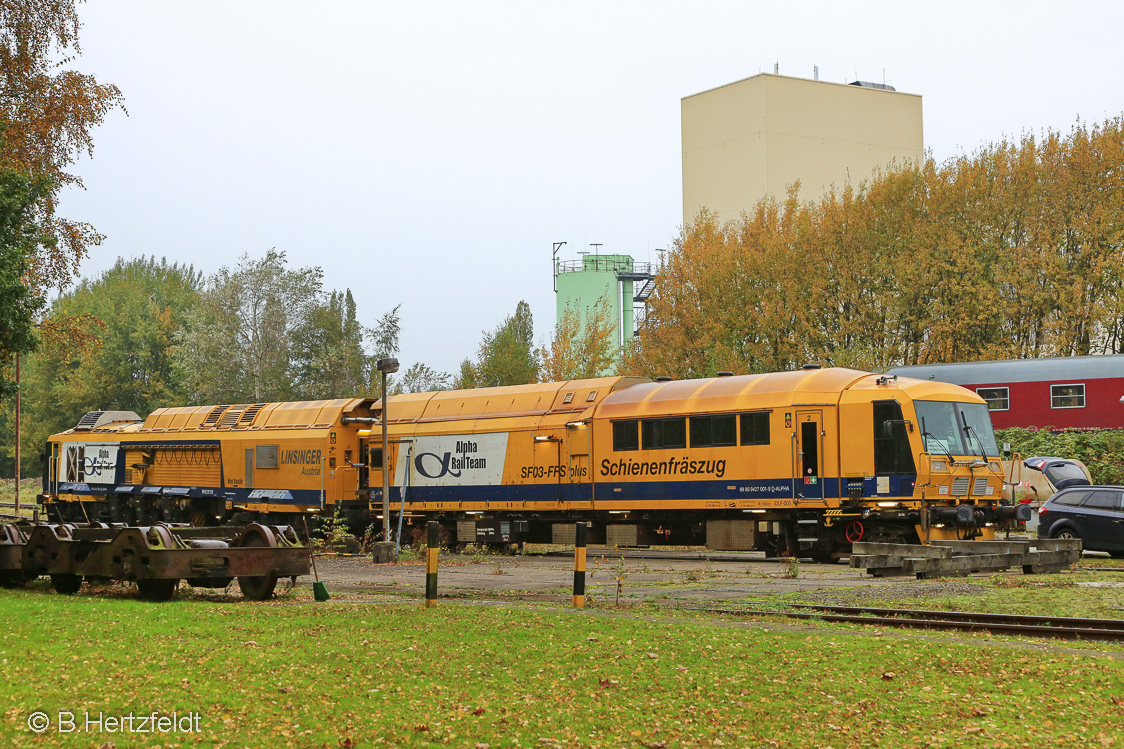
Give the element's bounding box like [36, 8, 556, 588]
[399, 434, 508, 486]
[62, 443, 119, 485]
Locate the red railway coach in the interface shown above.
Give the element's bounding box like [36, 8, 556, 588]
[887, 355, 1124, 431]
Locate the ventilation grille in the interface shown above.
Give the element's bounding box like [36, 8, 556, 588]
[951, 477, 971, 496]
[972, 477, 989, 496]
[74, 411, 106, 430]
[216, 405, 249, 429]
[202, 405, 231, 427]
[238, 403, 267, 427]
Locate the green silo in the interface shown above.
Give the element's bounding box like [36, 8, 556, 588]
[554, 253, 655, 370]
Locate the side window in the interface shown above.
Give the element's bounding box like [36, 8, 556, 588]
[690, 414, 737, 447]
[612, 420, 639, 452]
[873, 400, 916, 475]
[1052, 491, 1087, 506]
[1082, 491, 1121, 510]
[1051, 383, 1085, 409]
[740, 412, 770, 445]
[976, 387, 1009, 411]
[641, 418, 687, 450]
[370, 448, 384, 469]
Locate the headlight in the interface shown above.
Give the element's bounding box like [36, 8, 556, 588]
[989, 461, 1001, 472]
[930, 460, 948, 472]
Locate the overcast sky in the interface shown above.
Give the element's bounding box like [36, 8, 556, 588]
[58, 1, 1124, 377]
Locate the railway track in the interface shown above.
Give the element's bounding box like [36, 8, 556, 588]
[702, 603, 1124, 642]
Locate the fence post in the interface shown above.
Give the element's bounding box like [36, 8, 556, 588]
[573, 522, 586, 608]
[425, 521, 439, 607]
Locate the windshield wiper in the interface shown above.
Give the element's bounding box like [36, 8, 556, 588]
[959, 409, 985, 459]
[920, 416, 954, 463]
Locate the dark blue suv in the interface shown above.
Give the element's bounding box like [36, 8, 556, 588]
[1037, 486, 1124, 557]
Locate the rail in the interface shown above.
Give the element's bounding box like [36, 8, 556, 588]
[697, 603, 1124, 642]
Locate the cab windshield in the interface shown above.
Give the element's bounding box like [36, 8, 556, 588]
[914, 401, 1000, 458]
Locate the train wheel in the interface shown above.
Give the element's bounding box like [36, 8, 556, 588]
[50, 573, 82, 595]
[237, 524, 279, 601]
[137, 578, 179, 602]
[844, 521, 864, 544]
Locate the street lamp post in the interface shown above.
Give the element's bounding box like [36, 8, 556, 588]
[376, 358, 399, 552]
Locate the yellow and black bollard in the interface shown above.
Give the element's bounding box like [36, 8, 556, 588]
[425, 521, 439, 607]
[573, 522, 587, 608]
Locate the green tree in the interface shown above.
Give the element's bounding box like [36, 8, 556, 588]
[292, 290, 372, 400]
[2, 256, 200, 476]
[177, 250, 408, 404]
[177, 250, 324, 404]
[394, 362, 451, 394]
[0, 163, 49, 399]
[457, 301, 538, 388]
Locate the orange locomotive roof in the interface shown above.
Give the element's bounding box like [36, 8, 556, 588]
[138, 398, 375, 432]
[597, 368, 986, 420]
[372, 376, 650, 425]
[596, 368, 875, 419]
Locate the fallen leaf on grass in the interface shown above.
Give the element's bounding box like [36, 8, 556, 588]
[881, 672, 895, 681]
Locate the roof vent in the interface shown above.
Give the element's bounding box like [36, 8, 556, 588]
[655, 376, 673, 382]
[74, 410, 143, 430]
[716, 371, 734, 377]
[801, 364, 822, 370]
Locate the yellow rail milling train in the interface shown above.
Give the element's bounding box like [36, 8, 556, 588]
[40, 367, 1017, 557]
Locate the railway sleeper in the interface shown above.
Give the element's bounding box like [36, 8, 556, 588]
[850, 539, 1083, 578]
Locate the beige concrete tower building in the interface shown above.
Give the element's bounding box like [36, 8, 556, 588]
[682, 73, 924, 223]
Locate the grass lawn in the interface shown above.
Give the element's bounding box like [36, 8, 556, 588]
[2, 582, 1123, 748]
[0, 479, 39, 519]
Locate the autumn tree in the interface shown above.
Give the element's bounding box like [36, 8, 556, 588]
[0, 0, 124, 293]
[455, 301, 538, 388]
[540, 295, 618, 381]
[629, 116, 1124, 377]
